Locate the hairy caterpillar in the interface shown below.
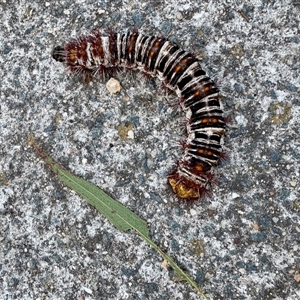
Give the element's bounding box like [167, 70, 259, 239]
[52, 30, 226, 201]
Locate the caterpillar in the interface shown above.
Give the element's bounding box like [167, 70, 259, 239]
[52, 30, 226, 201]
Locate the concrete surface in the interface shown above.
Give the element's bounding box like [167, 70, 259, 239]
[0, 0, 299, 299]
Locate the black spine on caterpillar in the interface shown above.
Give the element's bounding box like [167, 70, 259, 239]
[52, 30, 226, 201]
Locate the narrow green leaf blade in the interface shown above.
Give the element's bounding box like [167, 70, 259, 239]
[58, 171, 149, 234]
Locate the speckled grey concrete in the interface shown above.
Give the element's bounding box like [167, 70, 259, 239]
[0, 1, 299, 299]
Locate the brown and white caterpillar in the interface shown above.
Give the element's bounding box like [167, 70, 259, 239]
[52, 30, 226, 202]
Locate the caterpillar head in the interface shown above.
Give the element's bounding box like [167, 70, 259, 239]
[52, 46, 65, 62]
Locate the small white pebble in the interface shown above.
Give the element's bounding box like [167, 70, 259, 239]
[231, 192, 240, 199]
[176, 12, 183, 20]
[190, 208, 197, 216]
[290, 181, 297, 187]
[106, 78, 121, 94]
[83, 287, 93, 295]
[235, 114, 248, 126]
[272, 217, 279, 223]
[127, 129, 134, 139]
[82, 158, 87, 165]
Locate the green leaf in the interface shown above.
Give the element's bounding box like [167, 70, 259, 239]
[29, 136, 210, 299]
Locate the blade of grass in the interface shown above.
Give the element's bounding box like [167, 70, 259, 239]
[29, 136, 210, 299]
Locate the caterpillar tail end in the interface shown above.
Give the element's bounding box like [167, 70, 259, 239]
[168, 175, 208, 201]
